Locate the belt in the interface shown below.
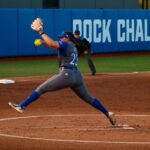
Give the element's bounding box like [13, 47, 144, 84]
[60, 66, 77, 70]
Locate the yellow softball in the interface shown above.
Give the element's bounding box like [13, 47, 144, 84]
[34, 39, 42, 46]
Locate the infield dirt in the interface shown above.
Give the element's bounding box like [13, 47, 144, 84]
[0, 73, 149, 150]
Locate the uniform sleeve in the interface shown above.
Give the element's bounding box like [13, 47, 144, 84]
[58, 41, 68, 52]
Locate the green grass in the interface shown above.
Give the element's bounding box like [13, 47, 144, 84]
[0, 55, 150, 78]
[85, 55, 150, 73]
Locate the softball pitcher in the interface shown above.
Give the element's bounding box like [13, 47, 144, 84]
[8, 18, 116, 125]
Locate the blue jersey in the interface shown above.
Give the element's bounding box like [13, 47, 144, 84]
[58, 41, 78, 68]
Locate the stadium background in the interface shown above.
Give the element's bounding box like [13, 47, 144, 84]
[0, 0, 150, 57]
[0, 1, 149, 150]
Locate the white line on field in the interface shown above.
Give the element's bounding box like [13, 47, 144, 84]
[0, 114, 149, 145]
[6, 71, 150, 82]
[0, 114, 150, 122]
[0, 125, 135, 131]
[95, 71, 150, 75]
[0, 133, 149, 145]
[19, 124, 135, 131]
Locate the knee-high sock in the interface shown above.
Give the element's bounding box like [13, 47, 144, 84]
[20, 91, 40, 108]
[92, 98, 108, 116]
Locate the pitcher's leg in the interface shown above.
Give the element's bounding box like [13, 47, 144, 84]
[20, 71, 73, 109]
[71, 84, 116, 125]
[71, 84, 109, 117]
[20, 91, 40, 109]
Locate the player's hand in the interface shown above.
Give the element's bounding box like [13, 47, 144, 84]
[31, 18, 44, 35]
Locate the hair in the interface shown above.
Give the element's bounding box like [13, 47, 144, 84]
[65, 31, 76, 43]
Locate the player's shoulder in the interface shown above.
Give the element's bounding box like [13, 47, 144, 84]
[58, 40, 68, 45]
[58, 41, 68, 47]
[58, 41, 68, 51]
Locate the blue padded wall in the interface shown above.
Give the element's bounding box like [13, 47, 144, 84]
[0, 9, 150, 57]
[0, 9, 18, 57]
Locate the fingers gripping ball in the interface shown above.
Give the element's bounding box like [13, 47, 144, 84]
[34, 39, 42, 46]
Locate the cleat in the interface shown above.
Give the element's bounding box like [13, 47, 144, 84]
[8, 102, 24, 113]
[108, 112, 116, 126]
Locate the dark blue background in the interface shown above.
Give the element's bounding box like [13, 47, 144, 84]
[0, 9, 149, 57]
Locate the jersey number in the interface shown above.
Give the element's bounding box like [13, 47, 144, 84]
[70, 53, 78, 66]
